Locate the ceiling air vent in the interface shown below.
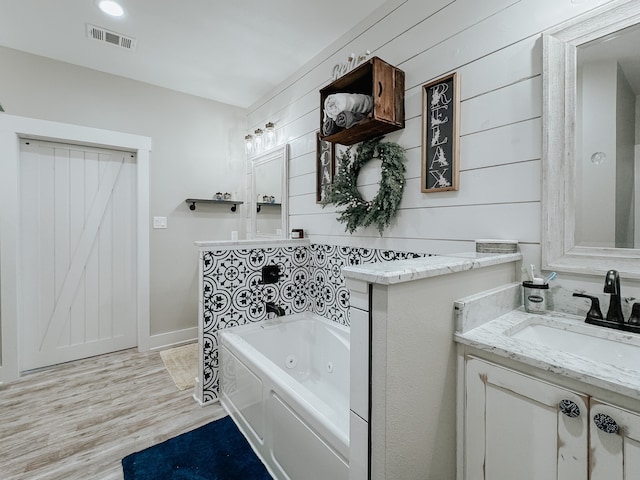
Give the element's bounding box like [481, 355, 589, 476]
[86, 24, 136, 50]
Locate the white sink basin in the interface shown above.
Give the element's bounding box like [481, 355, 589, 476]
[507, 317, 640, 371]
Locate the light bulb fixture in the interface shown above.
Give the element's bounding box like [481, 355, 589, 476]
[265, 122, 276, 149]
[254, 128, 264, 154]
[98, 0, 124, 17]
[245, 134, 254, 156]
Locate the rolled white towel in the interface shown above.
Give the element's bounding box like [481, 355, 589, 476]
[324, 93, 373, 120]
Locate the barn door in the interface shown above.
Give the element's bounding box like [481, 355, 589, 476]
[19, 139, 137, 371]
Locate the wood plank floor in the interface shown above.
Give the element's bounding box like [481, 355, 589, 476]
[0, 348, 225, 480]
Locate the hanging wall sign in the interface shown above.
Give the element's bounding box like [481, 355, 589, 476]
[421, 72, 460, 192]
[316, 131, 335, 203]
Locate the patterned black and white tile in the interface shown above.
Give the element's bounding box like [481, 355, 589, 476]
[199, 243, 430, 402]
[307, 244, 428, 326]
[200, 245, 310, 403]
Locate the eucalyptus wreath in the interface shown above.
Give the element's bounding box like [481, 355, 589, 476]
[323, 137, 406, 235]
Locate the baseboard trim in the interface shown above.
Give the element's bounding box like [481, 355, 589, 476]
[196, 395, 220, 407]
[147, 327, 198, 352]
[0, 329, 197, 385]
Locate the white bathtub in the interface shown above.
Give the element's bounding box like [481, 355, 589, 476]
[219, 312, 350, 480]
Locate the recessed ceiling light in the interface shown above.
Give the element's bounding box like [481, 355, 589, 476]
[98, 1, 124, 17]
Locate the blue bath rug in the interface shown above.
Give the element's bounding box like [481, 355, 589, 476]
[122, 415, 272, 480]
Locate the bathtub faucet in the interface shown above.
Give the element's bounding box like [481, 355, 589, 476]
[266, 302, 286, 317]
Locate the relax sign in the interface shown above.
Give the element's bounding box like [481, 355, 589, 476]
[421, 72, 460, 192]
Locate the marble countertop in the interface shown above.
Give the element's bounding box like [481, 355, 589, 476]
[342, 252, 522, 285]
[455, 309, 640, 401]
[195, 238, 310, 249]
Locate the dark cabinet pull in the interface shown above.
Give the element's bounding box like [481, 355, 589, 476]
[378, 81, 383, 97]
[594, 413, 619, 434]
[559, 399, 581, 418]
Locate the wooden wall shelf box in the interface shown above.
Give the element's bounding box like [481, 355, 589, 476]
[320, 57, 405, 145]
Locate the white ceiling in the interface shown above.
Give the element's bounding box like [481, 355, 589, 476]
[0, 0, 388, 108]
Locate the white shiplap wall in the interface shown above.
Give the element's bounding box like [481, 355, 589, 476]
[246, 0, 617, 266]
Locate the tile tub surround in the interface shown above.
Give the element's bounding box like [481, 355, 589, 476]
[197, 240, 429, 403]
[199, 242, 311, 403]
[307, 244, 428, 325]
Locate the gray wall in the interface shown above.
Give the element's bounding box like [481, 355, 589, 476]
[0, 45, 247, 339]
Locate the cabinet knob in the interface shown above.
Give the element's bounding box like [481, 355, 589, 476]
[594, 413, 619, 434]
[559, 399, 581, 418]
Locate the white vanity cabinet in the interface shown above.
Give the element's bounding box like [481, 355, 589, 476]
[464, 357, 587, 479]
[463, 356, 640, 480]
[589, 400, 640, 480]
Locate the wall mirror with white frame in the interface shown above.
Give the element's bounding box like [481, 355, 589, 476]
[250, 144, 288, 239]
[542, 0, 640, 278]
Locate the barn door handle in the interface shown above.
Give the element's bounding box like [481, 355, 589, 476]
[594, 413, 619, 434]
[559, 399, 580, 418]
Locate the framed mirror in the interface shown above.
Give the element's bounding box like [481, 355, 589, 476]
[250, 144, 288, 238]
[542, 0, 640, 278]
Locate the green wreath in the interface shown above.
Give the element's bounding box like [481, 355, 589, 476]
[323, 137, 406, 235]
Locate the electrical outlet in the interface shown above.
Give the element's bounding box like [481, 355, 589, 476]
[153, 216, 167, 229]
